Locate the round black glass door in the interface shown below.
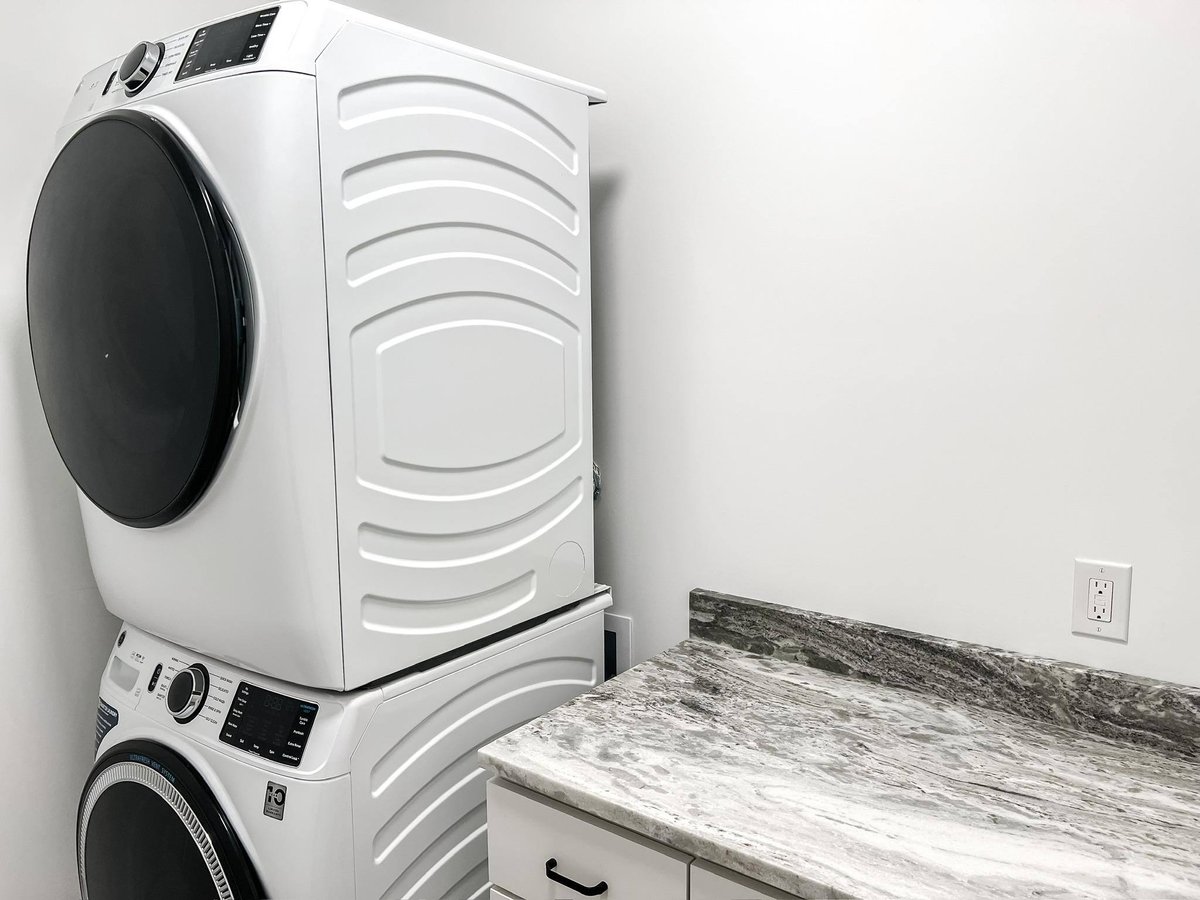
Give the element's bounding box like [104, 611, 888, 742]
[28, 110, 247, 528]
[78, 742, 263, 900]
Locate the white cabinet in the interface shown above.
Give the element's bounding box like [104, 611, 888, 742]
[486, 778, 803, 900]
[487, 779, 690, 900]
[690, 860, 799, 900]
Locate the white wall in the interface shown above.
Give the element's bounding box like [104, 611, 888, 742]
[374, 0, 1200, 687]
[0, 2, 246, 895]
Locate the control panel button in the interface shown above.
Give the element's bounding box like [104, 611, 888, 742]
[165, 664, 208, 723]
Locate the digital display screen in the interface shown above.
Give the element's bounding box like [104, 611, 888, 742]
[219, 682, 318, 767]
[176, 7, 279, 81]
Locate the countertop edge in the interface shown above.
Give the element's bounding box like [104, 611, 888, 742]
[479, 738, 850, 900]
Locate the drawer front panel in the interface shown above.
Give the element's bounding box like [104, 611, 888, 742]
[487, 780, 690, 900]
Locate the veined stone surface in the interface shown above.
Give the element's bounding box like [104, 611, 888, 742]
[482, 607, 1200, 898]
[690, 588, 1200, 758]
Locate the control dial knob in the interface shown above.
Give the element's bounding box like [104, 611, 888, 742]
[118, 41, 164, 96]
[166, 664, 208, 723]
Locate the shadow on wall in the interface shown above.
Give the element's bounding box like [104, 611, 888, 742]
[5, 314, 100, 605]
[3, 307, 117, 667]
[2, 301, 117, 899]
[589, 169, 622, 590]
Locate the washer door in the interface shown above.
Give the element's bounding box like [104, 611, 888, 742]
[78, 741, 263, 900]
[27, 110, 248, 528]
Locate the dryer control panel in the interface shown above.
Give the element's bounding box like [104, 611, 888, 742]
[176, 7, 279, 81]
[59, 2, 313, 128]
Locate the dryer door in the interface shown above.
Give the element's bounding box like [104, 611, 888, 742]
[27, 110, 248, 528]
[78, 741, 263, 900]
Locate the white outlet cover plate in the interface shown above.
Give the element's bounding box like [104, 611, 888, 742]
[1071, 559, 1132, 642]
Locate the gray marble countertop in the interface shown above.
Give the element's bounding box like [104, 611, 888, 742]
[481, 635, 1200, 898]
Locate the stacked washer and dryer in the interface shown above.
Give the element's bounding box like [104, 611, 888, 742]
[26, 3, 607, 898]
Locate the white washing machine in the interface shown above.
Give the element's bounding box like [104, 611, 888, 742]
[27, 1, 605, 690]
[81, 591, 610, 900]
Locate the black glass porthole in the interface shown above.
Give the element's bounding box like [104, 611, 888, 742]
[27, 110, 248, 527]
[77, 741, 263, 900]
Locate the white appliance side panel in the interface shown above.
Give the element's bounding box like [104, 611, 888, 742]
[348, 605, 606, 900]
[78, 73, 345, 689]
[316, 23, 596, 686]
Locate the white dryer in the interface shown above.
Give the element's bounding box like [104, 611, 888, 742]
[81, 591, 609, 900]
[27, 1, 605, 690]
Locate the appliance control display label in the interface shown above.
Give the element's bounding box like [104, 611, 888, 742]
[95, 698, 119, 751]
[219, 681, 317, 768]
[176, 7, 279, 81]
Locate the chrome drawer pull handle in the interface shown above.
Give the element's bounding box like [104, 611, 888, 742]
[545, 857, 608, 896]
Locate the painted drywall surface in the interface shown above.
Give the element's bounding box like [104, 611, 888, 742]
[373, 0, 1200, 687]
[0, 3, 246, 894]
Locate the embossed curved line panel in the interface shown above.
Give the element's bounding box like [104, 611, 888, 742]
[345, 185, 579, 255]
[373, 755, 490, 863]
[367, 655, 596, 795]
[342, 210, 580, 293]
[339, 75, 578, 172]
[371, 713, 587, 896]
[350, 615, 601, 900]
[343, 263, 584, 332]
[348, 294, 582, 500]
[338, 157, 580, 255]
[343, 151, 579, 233]
[362, 571, 537, 636]
[318, 22, 594, 683]
[359, 478, 583, 569]
[346, 224, 579, 293]
[336, 113, 579, 215]
[382, 807, 487, 900]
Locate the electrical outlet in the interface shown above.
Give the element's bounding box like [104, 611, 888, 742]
[1072, 559, 1131, 642]
[1087, 578, 1114, 623]
[603, 612, 633, 679]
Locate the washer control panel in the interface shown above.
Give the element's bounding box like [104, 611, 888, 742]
[100, 624, 345, 775]
[219, 682, 319, 767]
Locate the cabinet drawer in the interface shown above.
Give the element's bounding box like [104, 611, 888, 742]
[487, 779, 690, 900]
[690, 860, 801, 900]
